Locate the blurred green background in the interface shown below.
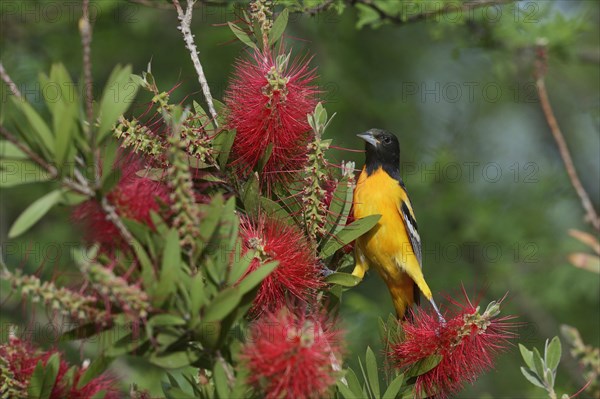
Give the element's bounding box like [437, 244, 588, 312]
[1, 0, 598, 397]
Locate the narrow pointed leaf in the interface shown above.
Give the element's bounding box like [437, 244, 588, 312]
[269, 9, 289, 46]
[228, 22, 258, 50]
[204, 287, 242, 322]
[365, 347, 380, 398]
[9, 189, 61, 238]
[519, 344, 535, 370]
[11, 97, 54, 155]
[98, 65, 139, 142]
[545, 336, 562, 371]
[320, 214, 381, 258]
[383, 373, 405, 399]
[325, 272, 362, 287]
[520, 367, 545, 388]
[77, 356, 112, 389]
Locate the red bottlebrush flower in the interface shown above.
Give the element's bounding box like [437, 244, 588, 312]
[72, 158, 169, 249]
[68, 367, 120, 399]
[389, 293, 515, 398]
[241, 307, 343, 399]
[239, 216, 323, 316]
[225, 49, 318, 189]
[0, 336, 119, 399]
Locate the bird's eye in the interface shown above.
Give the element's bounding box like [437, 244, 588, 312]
[382, 137, 392, 145]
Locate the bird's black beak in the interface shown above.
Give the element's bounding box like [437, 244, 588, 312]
[357, 131, 379, 147]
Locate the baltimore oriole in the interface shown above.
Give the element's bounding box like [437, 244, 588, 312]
[352, 129, 442, 320]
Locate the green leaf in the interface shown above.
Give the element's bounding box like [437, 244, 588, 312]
[101, 167, 122, 195]
[355, 3, 382, 29]
[60, 323, 105, 341]
[357, 357, 374, 399]
[28, 354, 60, 399]
[544, 368, 554, 389]
[323, 176, 352, 238]
[215, 129, 236, 169]
[237, 261, 278, 295]
[148, 314, 186, 327]
[214, 360, 230, 399]
[257, 143, 273, 173]
[0, 140, 27, 159]
[0, 160, 50, 187]
[164, 387, 195, 399]
[269, 9, 289, 46]
[53, 100, 76, 168]
[532, 347, 545, 377]
[545, 336, 562, 371]
[519, 343, 535, 370]
[227, 246, 253, 285]
[383, 373, 405, 399]
[100, 139, 120, 185]
[325, 272, 362, 287]
[337, 380, 358, 399]
[204, 287, 242, 322]
[149, 349, 200, 369]
[155, 229, 181, 304]
[520, 367, 545, 388]
[365, 347, 380, 398]
[8, 189, 61, 238]
[105, 332, 148, 357]
[320, 214, 381, 258]
[47, 64, 78, 168]
[242, 173, 261, 216]
[188, 272, 206, 321]
[97, 65, 139, 142]
[11, 97, 54, 156]
[343, 368, 363, 397]
[405, 354, 442, 378]
[197, 194, 224, 255]
[77, 356, 112, 389]
[228, 22, 258, 50]
[131, 238, 156, 292]
[260, 197, 294, 223]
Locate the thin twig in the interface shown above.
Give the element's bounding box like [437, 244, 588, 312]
[80, 0, 94, 132]
[352, 0, 516, 25]
[0, 127, 132, 242]
[305, 0, 335, 15]
[306, 0, 335, 15]
[173, 0, 219, 127]
[0, 61, 22, 99]
[0, 125, 96, 198]
[216, 351, 235, 387]
[535, 45, 600, 231]
[128, 0, 228, 8]
[80, 0, 103, 191]
[101, 197, 135, 244]
[0, 126, 57, 175]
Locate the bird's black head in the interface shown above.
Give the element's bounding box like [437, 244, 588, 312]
[357, 129, 400, 177]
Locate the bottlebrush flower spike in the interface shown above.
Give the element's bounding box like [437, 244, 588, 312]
[241, 307, 343, 399]
[239, 216, 323, 316]
[225, 49, 318, 189]
[0, 336, 119, 399]
[72, 158, 169, 249]
[389, 293, 515, 398]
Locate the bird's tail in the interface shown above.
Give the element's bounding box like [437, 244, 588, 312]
[385, 274, 417, 320]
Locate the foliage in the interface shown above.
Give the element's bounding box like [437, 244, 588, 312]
[519, 337, 567, 399]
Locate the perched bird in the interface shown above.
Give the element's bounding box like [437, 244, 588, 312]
[352, 129, 442, 320]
